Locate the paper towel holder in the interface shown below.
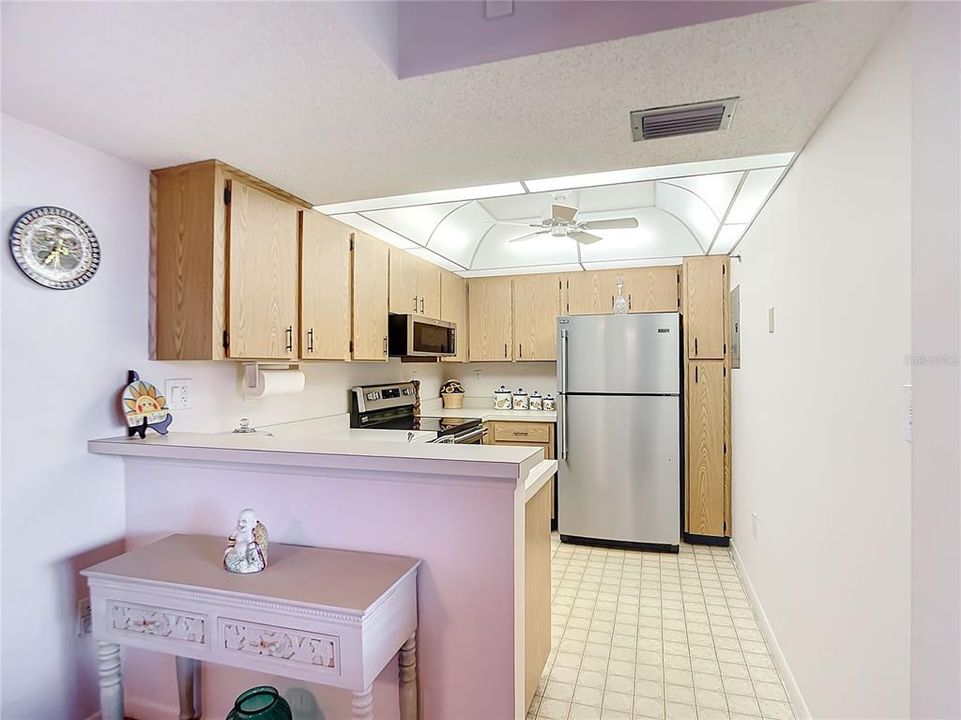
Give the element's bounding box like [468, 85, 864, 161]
[242, 362, 301, 398]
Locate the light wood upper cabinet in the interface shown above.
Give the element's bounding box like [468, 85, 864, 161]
[686, 360, 726, 536]
[226, 179, 300, 360]
[468, 276, 513, 361]
[418, 260, 441, 318]
[566, 267, 679, 315]
[440, 270, 469, 363]
[352, 231, 389, 361]
[389, 249, 419, 315]
[300, 210, 351, 361]
[683, 256, 728, 359]
[513, 274, 561, 361]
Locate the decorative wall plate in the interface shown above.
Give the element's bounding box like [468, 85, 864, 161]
[9, 206, 100, 289]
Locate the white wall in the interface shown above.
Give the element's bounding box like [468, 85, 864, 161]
[0, 115, 441, 719]
[455, 361, 557, 400]
[728, 14, 911, 719]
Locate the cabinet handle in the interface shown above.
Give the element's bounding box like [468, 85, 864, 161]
[512, 431, 529, 436]
[695, 366, 699, 383]
[611, 294, 615, 309]
[695, 337, 698, 355]
[504, 343, 508, 358]
[413, 295, 418, 313]
[307, 328, 314, 354]
[628, 294, 632, 310]
[383, 336, 388, 355]
[519, 343, 523, 359]
[420, 297, 424, 314]
[285, 325, 293, 353]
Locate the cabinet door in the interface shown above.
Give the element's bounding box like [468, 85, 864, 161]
[687, 360, 725, 536]
[440, 271, 469, 363]
[468, 276, 513, 361]
[352, 232, 389, 361]
[226, 180, 299, 359]
[566, 270, 611, 315]
[300, 210, 351, 360]
[622, 266, 680, 313]
[684, 256, 728, 359]
[418, 259, 441, 318]
[389, 249, 418, 315]
[513, 274, 560, 361]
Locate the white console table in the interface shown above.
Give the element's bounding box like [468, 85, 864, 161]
[82, 534, 420, 719]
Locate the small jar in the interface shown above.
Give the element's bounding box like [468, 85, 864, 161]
[529, 391, 543, 411]
[543, 395, 556, 411]
[494, 385, 512, 410]
[513, 388, 529, 411]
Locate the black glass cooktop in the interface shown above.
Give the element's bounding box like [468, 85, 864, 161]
[366, 415, 481, 436]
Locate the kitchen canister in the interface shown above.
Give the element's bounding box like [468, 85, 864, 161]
[494, 385, 512, 410]
[513, 388, 529, 410]
[227, 686, 292, 720]
[543, 394, 556, 411]
[529, 391, 543, 411]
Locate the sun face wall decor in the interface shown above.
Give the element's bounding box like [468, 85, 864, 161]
[122, 371, 173, 437]
[9, 206, 101, 289]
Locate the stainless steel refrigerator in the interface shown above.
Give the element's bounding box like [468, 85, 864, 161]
[557, 312, 682, 551]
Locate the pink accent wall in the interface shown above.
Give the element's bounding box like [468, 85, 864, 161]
[123, 460, 521, 719]
[396, 1, 797, 77]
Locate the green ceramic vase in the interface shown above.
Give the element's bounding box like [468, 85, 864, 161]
[226, 686, 293, 720]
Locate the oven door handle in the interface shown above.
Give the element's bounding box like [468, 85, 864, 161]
[453, 426, 488, 443]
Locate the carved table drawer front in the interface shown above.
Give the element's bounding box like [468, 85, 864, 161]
[109, 600, 207, 646]
[218, 618, 341, 676]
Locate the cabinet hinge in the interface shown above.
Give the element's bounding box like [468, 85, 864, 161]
[722, 265, 726, 275]
[222, 330, 229, 349]
[724, 442, 728, 454]
[349, 339, 354, 352]
[723, 365, 727, 378]
[349, 234, 355, 251]
[723, 343, 727, 355]
[223, 186, 231, 205]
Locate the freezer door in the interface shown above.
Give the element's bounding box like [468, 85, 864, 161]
[558, 394, 680, 546]
[558, 313, 680, 395]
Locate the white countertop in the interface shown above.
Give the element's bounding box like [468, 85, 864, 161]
[524, 460, 558, 502]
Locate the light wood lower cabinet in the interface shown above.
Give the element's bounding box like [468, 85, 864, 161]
[226, 179, 300, 360]
[300, 210, 351, 360]
[513, 274, 561, 361]
[686, 360, 726, 537]
[566, 267, 679, 315]
[351, 232, 389, 361]
[525, 480, 552, 711]
[468, 277, 513, 361]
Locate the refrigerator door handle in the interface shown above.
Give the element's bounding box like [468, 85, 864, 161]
[559, 394, 568, 460]
[559, 329, 569, 394]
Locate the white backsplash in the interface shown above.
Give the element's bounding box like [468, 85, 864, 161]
[440, 362, 557, 401]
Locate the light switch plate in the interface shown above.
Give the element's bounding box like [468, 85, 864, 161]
[164, 378, 192, 410]
[768, 307, 775, 333]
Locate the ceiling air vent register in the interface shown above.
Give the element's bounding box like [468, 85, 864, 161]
[631, 98, 738, 141]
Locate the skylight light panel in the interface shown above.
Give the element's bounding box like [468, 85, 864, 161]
[314, 182, 525, 214]
[726, 168, 784, 224]
[710, 224, 748, 254]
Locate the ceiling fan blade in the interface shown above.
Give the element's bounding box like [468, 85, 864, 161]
[570, 230, 603, 245]
[552, 204, 578, 223]
[580, 217, 639, 231]
[508, 230, 550, 243]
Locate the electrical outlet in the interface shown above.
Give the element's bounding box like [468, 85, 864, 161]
[474, 370, 482, 382]
[164, 378, 192, 410]
[752, 512, 759, 539]
[77, 597, 92, 636]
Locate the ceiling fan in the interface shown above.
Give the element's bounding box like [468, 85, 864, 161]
[498, 203, 639, 244]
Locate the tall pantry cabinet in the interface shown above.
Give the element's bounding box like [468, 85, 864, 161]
[682, 256, 732, 541]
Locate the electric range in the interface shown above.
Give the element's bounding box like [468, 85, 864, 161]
[349, 382, 486, 444]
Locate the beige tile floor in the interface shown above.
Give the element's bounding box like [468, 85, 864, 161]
[528, 534, 795, 720]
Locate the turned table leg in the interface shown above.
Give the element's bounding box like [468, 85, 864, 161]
[175, 655, 202, 720]
[351, 687, 375, 720]
[399, 633, 418, 720]
[98, 642, 124, 720]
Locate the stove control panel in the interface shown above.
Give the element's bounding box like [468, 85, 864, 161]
[351, 382, 418, 414]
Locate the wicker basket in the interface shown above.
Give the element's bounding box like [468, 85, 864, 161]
[442, 393, 464, 409]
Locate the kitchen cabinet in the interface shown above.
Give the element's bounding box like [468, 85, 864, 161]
[683, 256, 728, 359]
[513, 274, 562, 361]
[468, 276, 513, 361]
[686, 360, 726, 537]
[352, 231, 390, 361]
[389, 250, 441, 317]
[153, 160, 311, 361]
[566, 266, 679, 315]
[300, 210, 352, 360]
[525, 479, 552, 711]
[440, 270, 469, 363]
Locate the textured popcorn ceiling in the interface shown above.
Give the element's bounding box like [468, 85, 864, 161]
[1, 2, 899, 207]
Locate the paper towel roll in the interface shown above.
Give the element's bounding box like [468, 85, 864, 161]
[247, 368, 306, 399]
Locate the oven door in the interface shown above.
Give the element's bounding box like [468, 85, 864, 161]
[409, 316, 456, 356]
[433, 425, 488, 444]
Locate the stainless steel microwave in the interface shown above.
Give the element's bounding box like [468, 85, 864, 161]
[387, 315, 456, 357]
